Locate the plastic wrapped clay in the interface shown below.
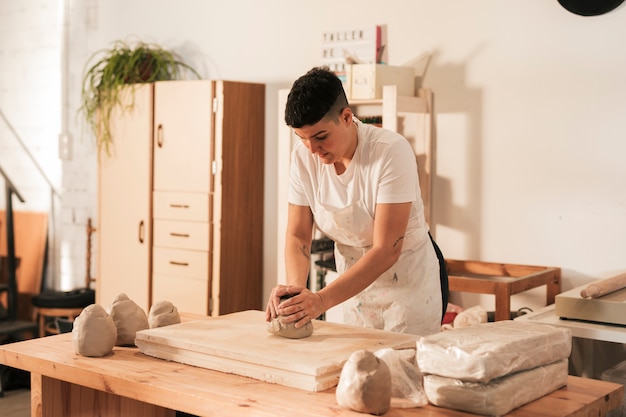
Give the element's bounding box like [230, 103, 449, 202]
[374, 348, 428, 408]
[452, 305, 488, 328]
[336, 349, 391, 415]
[72, 304, 117, 357]
[423, 359, 569, 416]
[417, 320, 572, 382]
[108, 293, 149, 346]
[148, 300, 181, 328]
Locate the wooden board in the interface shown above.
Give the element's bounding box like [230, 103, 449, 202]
[135, 310, 419, 392]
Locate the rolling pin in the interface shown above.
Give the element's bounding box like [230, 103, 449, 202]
[580, 272, 626, 298]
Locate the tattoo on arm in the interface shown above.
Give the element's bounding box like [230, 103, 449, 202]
[300, 245, 310, 260]
[393, 236, 404, 248]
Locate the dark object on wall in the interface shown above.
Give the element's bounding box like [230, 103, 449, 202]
[558, 0, 625, 16]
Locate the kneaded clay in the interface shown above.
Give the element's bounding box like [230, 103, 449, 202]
[267, 294, 313, 339]
[148, 300, 181, 328]
[336, 349, 391, 416]
[267, 316, 313, 339]
[108, 293, 149, 346]
[72, 304, 117, 357]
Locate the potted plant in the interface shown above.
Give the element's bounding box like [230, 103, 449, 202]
[79, 39, 200, 154]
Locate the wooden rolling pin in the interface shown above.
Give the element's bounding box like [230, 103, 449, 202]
[580, 272, 626, 298]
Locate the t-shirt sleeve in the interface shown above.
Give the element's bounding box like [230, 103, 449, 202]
[376, 138, 419, 204]
[287, 145, 310, 206]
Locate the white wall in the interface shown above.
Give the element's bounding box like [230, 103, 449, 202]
[2, 1, 625, 312]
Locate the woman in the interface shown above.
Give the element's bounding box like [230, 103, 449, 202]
[266, 67, 447, 336]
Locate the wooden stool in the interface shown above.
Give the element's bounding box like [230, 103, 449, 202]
[32, 219, 97, 337]
[36, 307, 84, 337]
[446, 259, 561, 321]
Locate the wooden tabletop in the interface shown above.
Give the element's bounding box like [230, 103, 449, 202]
[0, 333, 622, 417]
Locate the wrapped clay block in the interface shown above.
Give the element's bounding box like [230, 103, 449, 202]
[72, 304, 117, 357]
[417, 320, 571, 382]
[424, 359, 568, 416]
[108, 293, 149, 346]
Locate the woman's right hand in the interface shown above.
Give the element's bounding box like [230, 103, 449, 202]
[265, 284, 300, 321]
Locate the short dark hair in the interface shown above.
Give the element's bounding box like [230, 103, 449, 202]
[284, 66, 349, 128]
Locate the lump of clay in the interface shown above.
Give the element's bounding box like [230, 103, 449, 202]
[148, 300, 181, 328]
[72, 304, 117, 357]
[267, 316, 313, 339]
[108, 293, 149, 346]
[267, 295, 313, 339]
[336, 349, 391, 416]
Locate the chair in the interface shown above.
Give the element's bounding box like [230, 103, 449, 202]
[0, 256, 38, 341]
[0, 175, 39, 397]
[31, 218, 96, 337]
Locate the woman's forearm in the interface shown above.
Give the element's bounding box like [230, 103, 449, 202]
[284, 236, 312, 287]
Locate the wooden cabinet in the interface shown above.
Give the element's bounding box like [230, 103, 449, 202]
[97, 84, 154, 311]
[98, 80, 265, 316]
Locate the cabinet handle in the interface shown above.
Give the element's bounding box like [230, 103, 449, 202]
[169, 261, 189, 267]
[170, 232, 190, 238]
[170, 204, 190, 209]
[138, 220, 145, 244]
[157, 124, 164, 148]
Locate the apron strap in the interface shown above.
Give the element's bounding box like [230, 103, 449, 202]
[428, 232, 449, 322]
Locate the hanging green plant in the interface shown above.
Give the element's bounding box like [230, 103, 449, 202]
[78, 40, 200, 154]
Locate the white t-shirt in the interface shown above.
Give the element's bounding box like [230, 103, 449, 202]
[288, 118, 441, 335]
[288, 118, 428, 237]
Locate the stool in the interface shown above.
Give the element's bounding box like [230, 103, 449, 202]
[31, 218, 97, 337]
[446, 259, 561, 321]
[32, 288, 95, 337]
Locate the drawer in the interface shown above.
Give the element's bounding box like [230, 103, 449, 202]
[153, 220, 209, 251]
[153, 191, 209, 222]
[153, 247, 209, 278]
[152, 273, 209, 315]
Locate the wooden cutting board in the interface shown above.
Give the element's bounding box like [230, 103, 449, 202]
[135, 310, 419, 392]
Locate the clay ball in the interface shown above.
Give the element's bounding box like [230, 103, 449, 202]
[108, 293, 149, 346]
[336, 349, 392, 415]
[72, 304, 117, 357]
[148, 300, 181, 328]
[267, 316, 313, 339]
[267, 294, 313, 339]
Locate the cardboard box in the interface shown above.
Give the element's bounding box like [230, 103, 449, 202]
[349, 64, 415, 100]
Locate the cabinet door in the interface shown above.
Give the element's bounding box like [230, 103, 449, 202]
[153, 80, 213, 193]
[97, 84, 153, 312]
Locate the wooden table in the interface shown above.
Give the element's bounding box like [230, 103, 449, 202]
[0, 333, 622, 417]
[447, 259, 562, 321]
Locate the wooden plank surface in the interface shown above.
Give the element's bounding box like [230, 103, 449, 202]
[0, 331, 622, 417]
[135, 309, 419, 391]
